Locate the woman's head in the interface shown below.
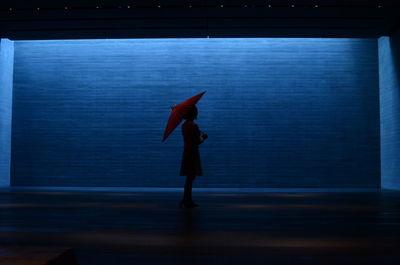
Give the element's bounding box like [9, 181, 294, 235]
[183, 106, 198, 121]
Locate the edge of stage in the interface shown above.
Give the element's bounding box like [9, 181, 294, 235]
[0, 186, 383, 193]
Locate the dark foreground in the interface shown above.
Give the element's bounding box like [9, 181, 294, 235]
[0, 189, 399, 265]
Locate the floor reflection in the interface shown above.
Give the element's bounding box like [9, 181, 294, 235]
[0, 190, 399, 265]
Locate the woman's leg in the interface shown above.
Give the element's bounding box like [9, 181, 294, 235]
[183, 175, 196, 202]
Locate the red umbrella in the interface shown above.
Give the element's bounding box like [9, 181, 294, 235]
[162, 91, 206, 141]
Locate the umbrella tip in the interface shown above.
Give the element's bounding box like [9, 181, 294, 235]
[198, 91, 207, 97]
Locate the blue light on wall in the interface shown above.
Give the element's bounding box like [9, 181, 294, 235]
[0, 39, 14, 187]
[11, 38, 380, 188]
[379, 31, 400, 191]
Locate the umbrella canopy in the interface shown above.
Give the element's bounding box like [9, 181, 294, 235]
[162, 91, 206, 141]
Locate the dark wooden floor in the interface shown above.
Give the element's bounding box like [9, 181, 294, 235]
[0, 190, 399, 265]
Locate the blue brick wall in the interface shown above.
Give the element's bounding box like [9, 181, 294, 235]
[0, 39, 14, 187]
[11, 38, 380, 188]
[379, 32, 400, 190]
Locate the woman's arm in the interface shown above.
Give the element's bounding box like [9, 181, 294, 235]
[187, 123, 207, 145]
[199, 132, 208, 143]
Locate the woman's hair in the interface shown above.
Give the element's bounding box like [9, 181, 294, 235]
[183, 106, 198, 120]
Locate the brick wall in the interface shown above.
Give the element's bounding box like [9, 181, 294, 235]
[11, 38, 380, 188]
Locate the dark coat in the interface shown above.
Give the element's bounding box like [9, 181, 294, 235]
[180, 120, 203, 176]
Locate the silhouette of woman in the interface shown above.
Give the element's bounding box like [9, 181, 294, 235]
[180, 106, 208, 208]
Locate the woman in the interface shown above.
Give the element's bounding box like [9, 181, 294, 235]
[180, 106, 208, 208]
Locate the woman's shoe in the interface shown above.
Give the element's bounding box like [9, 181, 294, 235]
[187, 201, 199, 208]
[179, 200, 199, 209]
[179, 200, 187, 209]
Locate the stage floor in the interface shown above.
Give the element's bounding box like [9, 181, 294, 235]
[0, 189, 399, 265]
